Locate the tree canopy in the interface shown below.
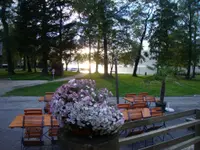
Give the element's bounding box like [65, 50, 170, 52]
[0, 0, 200, 79]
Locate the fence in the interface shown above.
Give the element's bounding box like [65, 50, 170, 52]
[119, 109, 200, 150]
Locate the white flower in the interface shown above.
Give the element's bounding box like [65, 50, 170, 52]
[68, 79, 75, 84]
[50, 79, 124, 135]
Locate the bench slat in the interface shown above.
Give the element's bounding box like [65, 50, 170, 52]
[164, 136, 200, 150]
[119, 120, 200, 145]
[140, 133, 195, 150]
[121, 109, 196, 130]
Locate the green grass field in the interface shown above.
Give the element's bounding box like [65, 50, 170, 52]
[0, 69, 78, 80]
[4, 73, 200, 96]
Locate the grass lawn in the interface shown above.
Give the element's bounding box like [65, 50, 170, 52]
[0, 69, 79, 80]
[4, 73, 200, 96]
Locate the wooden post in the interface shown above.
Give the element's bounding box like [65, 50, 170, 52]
[115, 54, 119, 104]
[195, 109, 200, 150]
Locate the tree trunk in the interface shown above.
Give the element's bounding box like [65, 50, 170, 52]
[186, 2, 193, 80]
[23, 55, 26, 71]
[89, 36, 91, 77]
[110, 63, 114, 76]
[160, 79, 166, 104]
[192, 18, 197, 79]
[42, 51, 48, 75]
[101, 1, 108, 77]
[41, 0, 49, 76]
[77, 62, 80, 73]
[34, 59, 37, 73]
[65, 62, 68, 71]
[103, 34, 108, 77]
[27, 56, 32, 72]
[115, 55, 119, 104]
[110, 54, 114, 76]
[96, 36, 100, 73]
[192, 63, 196, 78]
[1, 4, 15, 75]
[133, 16, 148, 77]
[59, 7, 63, 63]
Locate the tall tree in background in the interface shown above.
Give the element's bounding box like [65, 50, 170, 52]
[52, 0, 77, 75]
[98, 0, 118, 77]
[73, 0, 98, 76]
[149, 0, 178, 70]
[95, 25, 102, 73]
[192, 14, 199, 78]
[0, 0, 15, 75]
[184, 0, 199, 79]
[176, 0, 200, 79]
[40, 0, 50, 75]
[132, 1, 154, 76]
[15, 0, 39, 73]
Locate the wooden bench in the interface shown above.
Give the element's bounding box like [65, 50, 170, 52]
[38, 97, 44, 102]
[22, 115, 44, 149]
[119, 109, 200, 150]
[24, 108, 43, 115]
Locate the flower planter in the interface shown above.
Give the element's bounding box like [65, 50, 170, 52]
[50, 79, 124, 150]
[58, 131, 119, 150]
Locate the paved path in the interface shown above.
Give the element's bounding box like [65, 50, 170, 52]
[0, 96, 199, 150]
[0, 73, 86, 96]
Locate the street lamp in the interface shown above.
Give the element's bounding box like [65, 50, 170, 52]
[114, 53, 119, 104]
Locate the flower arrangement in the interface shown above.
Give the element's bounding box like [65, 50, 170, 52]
[50, 79, 124, 136]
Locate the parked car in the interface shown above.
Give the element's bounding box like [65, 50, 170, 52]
[2, 64, 8, 68]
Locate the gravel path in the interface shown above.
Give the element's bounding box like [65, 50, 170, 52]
[0, 73, 86, 96]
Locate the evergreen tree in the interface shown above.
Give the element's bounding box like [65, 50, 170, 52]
[0, 0, 15, 74]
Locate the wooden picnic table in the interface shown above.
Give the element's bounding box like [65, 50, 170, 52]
[121, 109, 129, 121]
[38, 94, 53, 102]
[124, 95, 158, 103]
[121, 108, 151, 121]
[142, 108, 151, 118]
[9, 114, 59, 128]
[45, 94, 53, 102]
[124, 97, 134, 103]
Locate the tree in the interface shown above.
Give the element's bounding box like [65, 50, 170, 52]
[93, 50, 103, 73]
[149, 0, 178, 71]
[132, 1, 155, 76]
[72, 0, 93, 76]
[73, 0, 128, 77]
[15, 0, 40, 73]
[95, 25, 102, 73]
[0, 0, 15, 75]
[171, 0, 200, 79]
[74, 53, 87, 72]
[39, 0, 50, 75]
[52, 1, 77, 75]
[98, 0, 117, 77]
[147, 65, 178, 111]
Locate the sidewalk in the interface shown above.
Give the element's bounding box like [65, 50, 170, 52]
[50, 73, 85, 82]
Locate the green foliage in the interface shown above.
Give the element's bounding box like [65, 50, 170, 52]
[1, 0, 200, 81]
[149, 0, 178, 67]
